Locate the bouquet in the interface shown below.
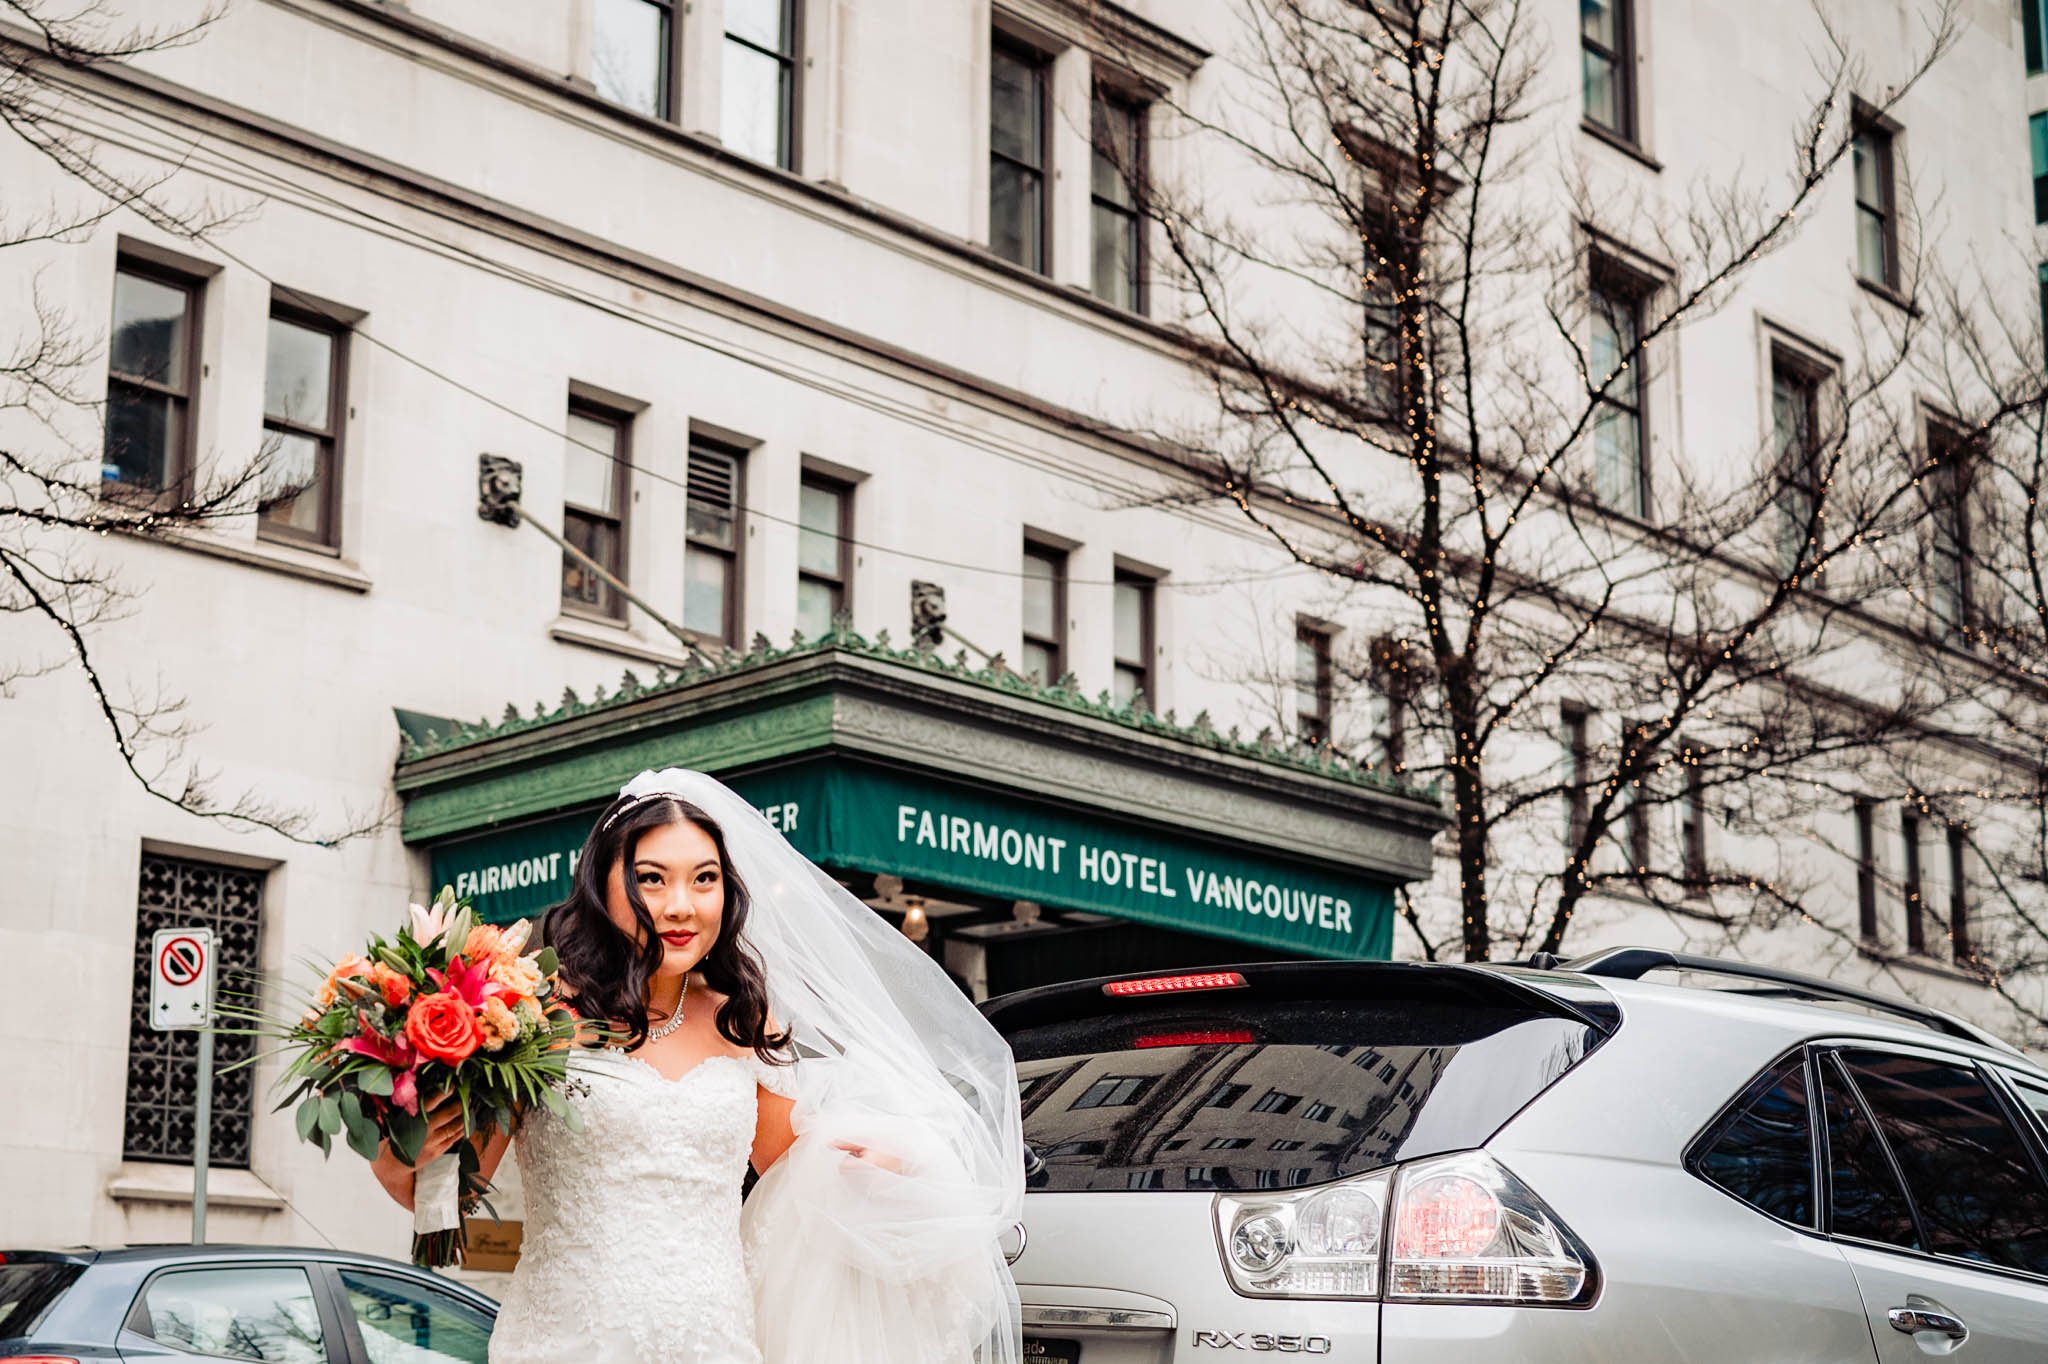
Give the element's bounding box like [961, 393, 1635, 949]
[264, 888, 589, 1266]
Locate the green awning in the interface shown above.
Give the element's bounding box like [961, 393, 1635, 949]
[430, 758, 1393, 959]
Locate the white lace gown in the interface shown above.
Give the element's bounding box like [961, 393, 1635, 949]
[489, 1047, 785, 1364]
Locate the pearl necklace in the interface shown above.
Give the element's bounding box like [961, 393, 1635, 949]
[645, 977, 689, 1042]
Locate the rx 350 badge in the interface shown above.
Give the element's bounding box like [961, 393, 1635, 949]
[1191, 1331, 1333, 1353]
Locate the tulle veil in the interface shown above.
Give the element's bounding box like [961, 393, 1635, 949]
[614, 768, 1024, 1364]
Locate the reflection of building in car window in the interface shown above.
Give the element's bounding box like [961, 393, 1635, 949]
[1073, 1075, 1155, 1109]
[1251, 1089, 1301, 1114]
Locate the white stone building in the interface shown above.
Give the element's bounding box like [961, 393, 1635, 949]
[0, 0, 2040, 1263]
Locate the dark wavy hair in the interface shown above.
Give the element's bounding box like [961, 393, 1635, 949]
[542, 793, 789, 1059]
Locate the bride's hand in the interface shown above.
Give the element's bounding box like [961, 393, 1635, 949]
[413, 1094, 472, 1168]
[832, 1140, 904, 1174]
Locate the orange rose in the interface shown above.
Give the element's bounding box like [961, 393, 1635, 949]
[405, 991, 483, 1066]
[370, 962, 411, 1007]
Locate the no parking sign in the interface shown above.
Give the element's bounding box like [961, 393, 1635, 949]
[150, 926, 216, 1030]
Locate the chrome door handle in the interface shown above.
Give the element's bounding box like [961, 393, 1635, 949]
[1889, 1307, 1968, 1343]
[1002, 1220, 1027, 1265]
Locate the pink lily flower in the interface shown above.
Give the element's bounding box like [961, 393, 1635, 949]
[429, 954, 511, 1010]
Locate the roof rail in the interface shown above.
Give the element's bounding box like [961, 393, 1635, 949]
[1564, 946, 2020, 1056]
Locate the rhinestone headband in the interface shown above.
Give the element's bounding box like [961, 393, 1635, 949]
[601, 790, 676, 832]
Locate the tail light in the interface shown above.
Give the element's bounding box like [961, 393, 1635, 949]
[1214, 1151, 1595, 1305]
[0, 1357, 85, 1363]
[1103, 971, 1248, 997]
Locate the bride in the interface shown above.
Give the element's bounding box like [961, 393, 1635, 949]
[369, 769, 1024, 1364]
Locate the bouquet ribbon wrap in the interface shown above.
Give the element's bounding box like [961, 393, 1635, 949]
[413, 1151, 463, 1235]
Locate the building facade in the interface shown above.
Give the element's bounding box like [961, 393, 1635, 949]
[0, 0, 2041, 1261]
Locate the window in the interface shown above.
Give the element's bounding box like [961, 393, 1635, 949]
[2007, 1073, 2048, 1140]
[1819, 1052, 1920, 1249]
[592, 0, 677, 120]
[1202, 1082, 1248, 1109]
[1296, 623, 1334, 743]
[1691, 1051, 1814, 1227]
[1902, 809, 1926, 953]
[1771, 356, 1823, 578]
[2030, 0, 2046, 76]
[724, 0, 797, 169]
[1681, 749, 1708, 890]
[1021, 541, 1067, 682]
[0, 1261, 83, 1338]
[1113, 569, 1154, 708]
[125, 853, 261, 1165]
[1589, 263, 1648, 515]
[1852, 117, 1898, 288]
[1251, 1089, 1301, 1115]
[1204, 1136, 1252, 1151]
[1073, 1074, 1155, 1109]
[1562, 705, 1591, 849]
[1622, 719, 1651, 876]
[797, 473, 852, 642]
[1091, 89, 1146, 312]
[258, 306, 346, 548]
[341, 1269, 493, 1364]
[1580, 0, 1635, 140]
[990, 37, 1051, 272]
[104, 260, 200, 490]
[2034, 113, 2048, 226]
[684, 436, 745, 644]
[1837, 1048, 2048, 1274]
[1928, 423, 1973, 639]
[1127, 1168, 1165, 1190]
[1303, 1101, 1337, 1123]
[1854, 799, 1878, 941]
[1947, 825, 1971, 961]
[1269, 1139, 1305, 1151]
[136, 1266, 326, 1362]
[562, 403, 631, 619]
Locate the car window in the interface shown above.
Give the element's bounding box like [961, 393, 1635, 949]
[1838, 1049, 2048, 1275]
[0, 1261, 83, 1337]
[340, 1269, 492, 1364]
[2004, 1072, 2048, 1140]
[1691, 1050, 1814, 1226]
[1005, 995, 1599, 1193]
[136, 1265, 327, 1362]
[1820, 1052, 1920, 1250]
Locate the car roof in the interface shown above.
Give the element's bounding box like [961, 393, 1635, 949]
[2, 1244, 433, 1271]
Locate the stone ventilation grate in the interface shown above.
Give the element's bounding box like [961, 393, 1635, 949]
[122, 853, 264, 1167]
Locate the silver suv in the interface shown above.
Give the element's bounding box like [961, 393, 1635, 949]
[984, 949, 2048, 1362]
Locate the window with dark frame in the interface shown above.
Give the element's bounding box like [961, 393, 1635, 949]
[1623, 719, 1651, 877]
[1091, 87, 1147, 313]
[684, 436, 745, 645]
[1901, 808, 1926, 953]
[990, 36, 1051, 273]
[2030, 0, 2047, 76]
[562, 402, 632, 619]
[1580, 0, 1635, 141]
[1563, 705, 1591, 850]
[591, 0, 678, 121]
[1947, 824, 1971, 962]
[124, 852, 261, 1166]
[1852, 116, 1899, 289]
[257, 305, 346, 549]
[1927, 421, 1973, 641]
[1021, 541, 1068, 683]
[1771, 354, 1823, 579]
[1113, 569, 1155, 709]
[2034, 114, 2048, 226]
[1681, 747, 1708, 892]
[724, 0, 798, 169]
[796, 472, 852, 641]
[104, 259, 201, 492]
[1590, 259, 1649, 517]
[1296, 623, 1334, 744]
[1854, 798, 1878, 941]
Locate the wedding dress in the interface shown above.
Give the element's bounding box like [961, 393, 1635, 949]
[488, 1046, 790, 1364]
[485, 768, 1022, 1364]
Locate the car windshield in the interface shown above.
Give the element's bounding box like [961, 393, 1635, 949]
[0, 1261, 83, 1338]
[1006, 994, 1601, 1192]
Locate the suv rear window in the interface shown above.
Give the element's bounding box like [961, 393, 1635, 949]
[1006, 992, 1602, 1192]
[0, 1260, 84, 1338]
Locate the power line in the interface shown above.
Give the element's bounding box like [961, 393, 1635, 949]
[45, 87, 1313, 592]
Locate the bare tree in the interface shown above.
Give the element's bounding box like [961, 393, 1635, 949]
[1107, 0, 2043, 963]
[1, 2, 382, 844]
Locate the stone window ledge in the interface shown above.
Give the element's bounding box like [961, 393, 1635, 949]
[108, 1162, 287, 1212]
[548, 615, 690, 668]
[128, 527, 374, 594]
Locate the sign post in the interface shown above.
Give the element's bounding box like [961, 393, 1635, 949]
[150, 927, 216, 1244]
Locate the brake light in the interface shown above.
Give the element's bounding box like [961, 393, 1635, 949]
[1103, 971, 1247, 997]
[0, 1356, 84, 1363]
[1133, 1029, 1255, 1048]
[1212, 1152, 1596, 1304]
